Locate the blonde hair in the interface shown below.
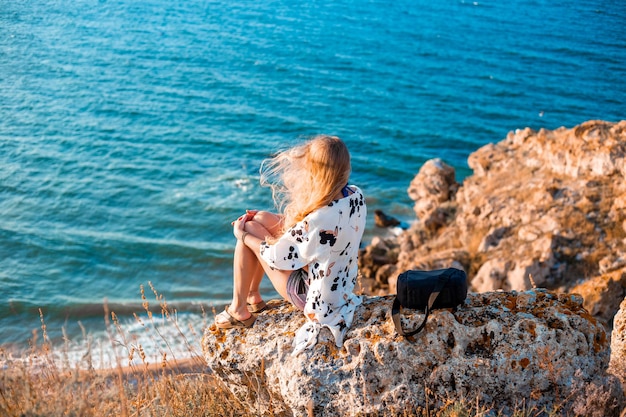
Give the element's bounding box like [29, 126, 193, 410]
[260, 135, 351, 237]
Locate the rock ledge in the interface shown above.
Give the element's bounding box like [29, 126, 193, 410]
[202, 290, 623, 416]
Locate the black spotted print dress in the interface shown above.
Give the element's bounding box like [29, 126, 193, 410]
[260, 186, 367, 354]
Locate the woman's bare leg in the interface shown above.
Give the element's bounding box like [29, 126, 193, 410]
[246, 261, 265, 305]
[227, 240, 261, 321]
[226, 241, 290, 320]
[245, 211, 283, 304]
[220, 211, 290, 323]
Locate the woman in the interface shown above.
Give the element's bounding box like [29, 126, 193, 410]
[214, 135, 367, 353]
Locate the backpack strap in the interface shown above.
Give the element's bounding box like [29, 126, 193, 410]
[392, 274, 449, 337]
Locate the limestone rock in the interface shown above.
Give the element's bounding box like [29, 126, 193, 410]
[358, 120, 626, 329]
[571, 269, 626, 327]
[202, 291, 623, 416]
[374, 209, 402, 228]
[610, 297, 626, 387]
[357, 236, 401, 293]
[407, 158, 459, 229]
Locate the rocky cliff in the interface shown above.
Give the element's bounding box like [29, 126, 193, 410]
[359, 120, 626, 330]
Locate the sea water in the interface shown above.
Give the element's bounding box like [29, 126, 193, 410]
[1, 0, 625, 366]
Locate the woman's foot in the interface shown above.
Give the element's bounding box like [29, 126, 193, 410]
[247, 300, 267, 313]
[214, 307, 256, 329]
[246, 291, 267, 313]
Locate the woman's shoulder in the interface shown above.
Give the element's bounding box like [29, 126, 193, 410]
[311, 186, 363, 216]
[304, 185, 363, 213]
[337, 184, 364, 201]
[349, 184, 363, 194]
[336, 184, 364, 206]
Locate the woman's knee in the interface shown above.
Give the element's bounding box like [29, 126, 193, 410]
[252, 211, 283, 233]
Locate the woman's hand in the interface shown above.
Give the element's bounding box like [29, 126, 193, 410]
[232, 210, 258, 242]
[232, 215, 247, 241]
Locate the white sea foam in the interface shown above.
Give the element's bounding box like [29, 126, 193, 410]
[1, 312, 209, 371]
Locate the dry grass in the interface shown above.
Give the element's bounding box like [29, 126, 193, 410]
[0, 283, 250, 417]
[0, 284, 582, 417]
[0, 355, 243, 416]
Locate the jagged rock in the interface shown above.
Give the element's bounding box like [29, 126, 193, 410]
[407, 158, 459, 229]
[609, 296, 626, 387]
[358, 120, 626, 329]
[374, 209, 401, 228]
[456, 120, 626, 296]
[571, 269, 626, 327]
[473, 258, 512, 292]
[202, 291, 624, 416]
[357, 236, 400, 291]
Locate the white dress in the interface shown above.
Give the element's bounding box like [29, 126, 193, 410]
[260, 186, 367, 354]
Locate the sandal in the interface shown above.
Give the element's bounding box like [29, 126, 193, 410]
[214, 308, 256, 329]
[247, 300, 267, 313]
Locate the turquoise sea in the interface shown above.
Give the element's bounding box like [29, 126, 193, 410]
[1, 0, 625, 365]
